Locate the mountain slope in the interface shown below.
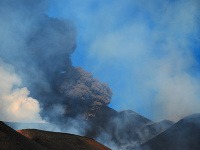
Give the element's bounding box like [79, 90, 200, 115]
[18, 129, 110, 150]
[139, 120, 174, 143]
[0, 121, 110, 150]
[87, 107, 173, 149]
[0, 121, 45, 150]
[4, 107, 174, 149]
[135, 113, 200, 150]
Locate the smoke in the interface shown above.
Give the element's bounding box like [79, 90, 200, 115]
[60, 67, 111, 105]
[54, 0, 200, 121]
[2, 0, 199, 148]
[59, 67, 112, 117]
[0, 61, 43, 122]
[0, 0, 112, 133]
[97, 0, 200, 121]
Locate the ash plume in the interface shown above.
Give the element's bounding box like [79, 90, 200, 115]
[60, 67, 111, 106]
[0, 0, 112, 126]
[59, 67, 112, 117]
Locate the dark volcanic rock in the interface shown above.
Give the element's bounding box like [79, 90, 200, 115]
[135, 113, 200, 150]
[0, 121, 44, 150]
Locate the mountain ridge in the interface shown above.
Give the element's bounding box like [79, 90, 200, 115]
[134, 113, 200, 150]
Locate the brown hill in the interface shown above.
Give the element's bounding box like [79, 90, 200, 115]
[18, 129, 111, 150]
[0, 121, 110, 150]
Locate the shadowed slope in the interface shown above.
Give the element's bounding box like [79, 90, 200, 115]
[135, 114, 200, 150]
[87, 107, 164, 148]
[0, 122, 45, 150]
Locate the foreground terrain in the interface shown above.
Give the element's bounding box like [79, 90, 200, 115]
[0, 121, 110, 150]
[2, 113, 200, 150]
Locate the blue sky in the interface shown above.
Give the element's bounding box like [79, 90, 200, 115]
[48, 0, 200, 121]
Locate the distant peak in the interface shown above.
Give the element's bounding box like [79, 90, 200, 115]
[120, 110, 138, 115]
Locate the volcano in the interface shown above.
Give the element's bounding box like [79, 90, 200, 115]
[85, 106, 173, 149]
[3, 107, 174, 149]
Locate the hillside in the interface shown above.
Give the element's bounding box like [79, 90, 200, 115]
[0, 121, 110, 150]
[135, 113, 200, 150]
[86, 107, 173, 149]
[4, 106, 173, 149]
[18, 129, 111, 150]
[0, 121, 44, 150]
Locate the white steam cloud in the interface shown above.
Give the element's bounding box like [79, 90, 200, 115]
[0, 61, 44, 122]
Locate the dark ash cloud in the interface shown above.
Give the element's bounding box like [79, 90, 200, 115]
[0, 0, 112, 127]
